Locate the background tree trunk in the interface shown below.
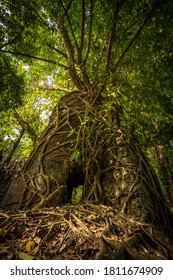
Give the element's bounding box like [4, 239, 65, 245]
[152, 145, 173, 207]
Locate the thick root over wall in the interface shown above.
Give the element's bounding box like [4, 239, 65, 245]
[1, 91, 173, 259]
[1, 203, 173, 260]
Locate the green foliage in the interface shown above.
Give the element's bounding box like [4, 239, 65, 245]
[0, 0, 173, 170]
[71, 185, 83, 205]
[0, 54, 25, 111]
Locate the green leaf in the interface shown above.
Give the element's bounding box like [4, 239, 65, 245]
[67, 129, 75, 137]
[19, 252, 34, 260]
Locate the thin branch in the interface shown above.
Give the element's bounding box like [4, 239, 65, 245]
[0, 40, 16, 51]
[83, 0, 94, 64]
[104, 1, 123, 74]
[58, 63, 70, 70]
[78, 0, 86, 64]
[61, 0, 73, 19]
[33, 86, 76, 93]
[0, 35, 22, 51]
[112, 0, 161, 71]
[0, 25, 25, 50]
[13, 112, 38, 144]
[59, 0, 79, 52]
[47, 44, 68, 59]
[153, 123, 173, 140]
[93, 1, 122, 90]
[0, 49, 57, 64]
[57, 15, 74, 65]
[123, 5, 144, 35]
[32, 7, 50, 27]
[57, 13, 83, 89]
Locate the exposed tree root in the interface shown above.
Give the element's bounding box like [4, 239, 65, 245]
[1, 91, 173, 260]
[0, 203, 173, 260]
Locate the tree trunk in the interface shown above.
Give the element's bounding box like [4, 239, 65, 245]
[0, 128, 25, 168]
[1, 91, 173, 238]
[152, 145, 173, 207]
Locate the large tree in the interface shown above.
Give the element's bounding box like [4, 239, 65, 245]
[1, 0, 173, 259]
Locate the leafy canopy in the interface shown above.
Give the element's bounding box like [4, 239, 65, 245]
[0, 0, 173, 158]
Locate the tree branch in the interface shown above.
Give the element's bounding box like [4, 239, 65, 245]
[83, 0, 94, 64]
[60, 0, 79, 53]
[32, 7, 50, 27]
[78, 0, 86, 64]
[57, 13, 83, 89]
[13, 112, 38, 144]
[47, 44, 68, 59]
[104, 1, 123, 74]
[0, 25, 25, 50]
[112, 0, 161, 71]
[0, 49, 57, 64]
[57, 15, 74, 65]
[33, 86, 76, 93]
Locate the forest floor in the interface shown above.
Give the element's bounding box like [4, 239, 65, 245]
[0, 203, 173, 260]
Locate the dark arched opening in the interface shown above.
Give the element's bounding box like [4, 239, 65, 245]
[66, 164, 84, 203]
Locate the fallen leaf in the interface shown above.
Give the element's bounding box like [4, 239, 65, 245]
[34, 236, 41, 244]
[19, 252, 34, 260]
[0, 228, 5, 237]
[25, 240, 35, 252]
[20, 238, 27, 243]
